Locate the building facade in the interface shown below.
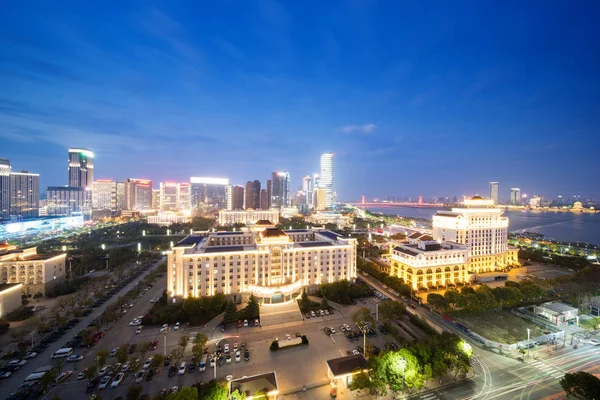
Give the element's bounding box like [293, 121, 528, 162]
[92, 180, 118, 210]
[68, 148, 94, 189]
[167, 228, 357, 303]
[231, 185, 245, 210]
[124, 179, 153, 210]
[147, 213, 191, 226]
[302, 175, 313, 207]
[271, 171, 290, 207]
[9, 171, 39, 219]
[314, 188, 327, 211]
[0, 244, 66, 296]
[218, 209, 280, 226]
[320, 152, 334, 208]
[389, 197, 519, 290]
[0, 159, 10, 220]
[489, 182, 499, 205]
[510, 188, 521, 205]
[0, 283, 23, 318]
[190, 177, 229, 212]
[46, 186, 91, 217]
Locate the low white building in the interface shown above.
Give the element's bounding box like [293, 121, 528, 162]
[0, 243, 66, 296]
[218, 209, 280, 226]
[534, 302, 578, 325]
[307, 211, 352, 227]
[147, 213, 191, 226]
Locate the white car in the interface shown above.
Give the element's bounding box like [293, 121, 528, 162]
[135, 370, 146, 383]
[174, 322, 180, 330]
[178, 362, 187, 375]
[589, 339, 600, 346]
[54, 370, 72, 384]
[111, 372, 124, 388]
[0, 370, 12, 379]
[223, 343, 229, 353]
[143, 357, 153, 370]
[67, 354, 83, 362]
[98, 376, 111, 389]
[233, 343, 238, 351]
[235, 351, 241, 362]
[285, 334, 291, 340]
[136, 326, 143, 335]
[98, 366, 111, 376]
[24, 351, 37, 359]
[150, 297, 159, 303]
[7, 359, 27, 369]
[170, 386, 179, 394]
[77, 372, 85, 380]
[110, 347, 120, 357]
[160, 324, 169, 333]
[129, 320, 141, 326]
[121, 362, 131, 372]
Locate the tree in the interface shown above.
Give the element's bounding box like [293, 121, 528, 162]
[223, 301, 238, 325]
[54, 359, 65, 374]
[245, 295, 260, 318]
[84, 365, 97, 381]
[300, 290, 311, 310]
[126, 385, 144, 400]
[352, 307, 374, 326]
[179, 335, 190, 352]
[168, 386, 199, 400]
[116, 345, 130, 363]
[560, 371, 600, 400]
[474, 286, 497, 311]
[378, 300, 406, 321]
[320, 297, 330, 310]
[195, 379, 228, 400]
[39, 369, 58, 392]
[95, 349, 109, 367]
[150, 354, 165, 371]
[192, 333, 208, 361]
[444, 289, 464, 308]
[139, 341, 152, 360]
[230, 389, 247, 400]
[426, 293, 449, 312]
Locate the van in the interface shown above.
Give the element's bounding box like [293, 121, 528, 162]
[198, 355, 207, 372]
[178, 362, 187, 375]
[20, 372, 46, 387]
[52, 348, 74, 359]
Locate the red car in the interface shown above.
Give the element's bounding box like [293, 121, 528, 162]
[150, 340, 159, 350]
[237, 320, 242, 328]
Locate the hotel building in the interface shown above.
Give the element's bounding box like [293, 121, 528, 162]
[0, 243, 66, 296]
[389, 197, 519, 290]
[167, 228, 357, 303]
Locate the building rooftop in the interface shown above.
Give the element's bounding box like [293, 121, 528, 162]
[285, 229, 311, 233]
[326, 354, 367, 377]
[175, 236, 206, 247]
[298, 241, 333, 248]
[317, 230, 340, 241]
[204, 246, 245, 253]
[254, 220, 274, 226]
[393, 245, 420, 257]
[215, 231, 245, 236]
[537, 302, 578, 314]
[0, 283, 22, 293]
[261, 228, 288, 238]
[230, 371, 278, 397]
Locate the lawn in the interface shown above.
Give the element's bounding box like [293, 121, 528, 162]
[452, 310, 546, 344]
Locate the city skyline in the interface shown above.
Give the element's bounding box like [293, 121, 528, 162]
[1, 2, 599, 199]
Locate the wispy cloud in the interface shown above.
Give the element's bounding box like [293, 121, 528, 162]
[339, 123, 377, 134]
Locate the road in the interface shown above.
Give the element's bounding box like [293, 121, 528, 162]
[357, 272, 600, 400]
[3, 257, 165, 396]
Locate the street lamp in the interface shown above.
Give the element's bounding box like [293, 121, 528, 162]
[527, 328, 531, 357]
[101, 244, 106, 251]
[163, 329, 168, 356]
[137, 242, 141, 255]
[398, 358, 406, 391]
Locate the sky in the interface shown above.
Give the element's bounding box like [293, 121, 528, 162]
[1, 1, 599, 202]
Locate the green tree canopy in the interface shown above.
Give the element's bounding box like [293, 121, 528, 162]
[223, 301, 238, 325]
[560, 371, 600, 400]
[168, 386, 199, 400]
[245, 294, 260, 318]
[378, 300, 406, 321]
[426, 293, 449, 312]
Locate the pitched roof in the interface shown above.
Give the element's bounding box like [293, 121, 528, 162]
[254, 220, 273, 226]
[326, 354, 367, 376]
[230, 371, 278, 396]
[261, 228, 288, 238]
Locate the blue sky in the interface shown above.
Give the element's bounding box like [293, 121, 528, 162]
[1, 0, 599, 201]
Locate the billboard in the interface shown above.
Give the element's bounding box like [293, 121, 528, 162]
[0, 216, 85, 241]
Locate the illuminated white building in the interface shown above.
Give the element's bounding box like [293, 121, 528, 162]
[92, 180, 118, 210]
[389, 196, 519, 290]
[190, 177, 229, 211]
[320, 153, 334, 208]
[68, 148, 94, 189]
[147, 213, 191, 226]
[218, 209, 280, 226]
[0, 243, 66, 296]
[159, 182, 190, 212]
[307, 211, 352, 227]
[167, 228, 357, 303]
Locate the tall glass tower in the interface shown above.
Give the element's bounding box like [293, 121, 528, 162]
[320, 152, 334, 208]
[489, 181, 499, 205]
[68, 148, 94, 189]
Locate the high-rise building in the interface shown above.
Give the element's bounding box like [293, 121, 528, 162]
[92, 180, 118, 210]
[260, 189, 269, 210]
[302, 175, 313, 207]
[190, 177, 229, 211]
[47, 186, 91, 216]
[178, 183, 191, 211]
[266, 180, 272, 209]
[314, 187, 327, 211]
[152, 189, 160, 209]
[116, 182, 125, 210]
[9, 171, 39, 219]
[271, 171, 290, 207]
[244, 181, 253, 210]
[320, 153, 334, 208]
[124, 179, 152, 210]
[160, 182, 179, 211]
[252, 180, 261, 209]
[489, 181, 499, 205]
[232, 185, 245, 210]
[0, 159, 10, 220]
[510, 188, 521, 205]
[68, 148, 94, 189]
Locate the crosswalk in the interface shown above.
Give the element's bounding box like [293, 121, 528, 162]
[529, 359, 564, 380]
[418, 393, 439, 400]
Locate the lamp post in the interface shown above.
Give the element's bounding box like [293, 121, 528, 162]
[163, 330, 168, 356]
[527, 328, 531, 357]
[101, 244, 105, 251]
[399, 358, 406, 391]
[213, 355, 218, 380]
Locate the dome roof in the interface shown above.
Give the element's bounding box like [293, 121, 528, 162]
[470, 196, 484, 200]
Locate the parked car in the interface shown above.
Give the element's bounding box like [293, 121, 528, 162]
[110, 347, 119, 357]
[134, 370, 146, 383]
[174, 322, 180, 330]
[143, 357, 153, 370]
[98, 366, 111, 376]
[178, 362, 187, 375]
[168, 366, 177, 377]
[67, 354, 83, 362]
[235, 351, 241, 362]
[121, 362, 131, 372]
[111, 373, 125, 388]
[145, 368, 153, 381]
[135, 326, 143, 335]
[98, 376, 111, 390]
[244, 350, 250, 361]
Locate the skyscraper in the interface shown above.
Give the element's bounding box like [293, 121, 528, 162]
[10, 171, 39, 218]
[266, 179, 272, 208]
[190, 177, 229, 211]
[489, 181, 499, 205]
[232, 185, 244, 210]
[68, 148, 94, 189]
[271, 171, 290, 207]
[260, 189, 269, 210]
[92, 180, 118, 210]
[244, 181, 254, 210]
[47, 186, 91, 216]
[320, 153, 334, 209]
[0, 159, 10, 220]
[160, 182, 179, 211]
[510, 188, 521, 205]
[252, 180, 261, 209]
[302, 175, 313, 207]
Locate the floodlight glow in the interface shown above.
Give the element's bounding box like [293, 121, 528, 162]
[190, 177, 229, 185]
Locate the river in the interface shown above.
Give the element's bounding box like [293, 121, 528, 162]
[365, 206, 600, 245]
